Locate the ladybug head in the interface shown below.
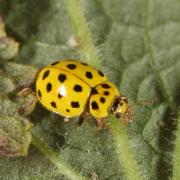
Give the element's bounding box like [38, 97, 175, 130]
[110, 95, 128, 119]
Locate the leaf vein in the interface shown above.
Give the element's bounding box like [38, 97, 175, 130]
[143, 0, 176, 111]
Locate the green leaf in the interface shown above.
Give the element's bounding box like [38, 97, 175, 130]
[0, 97, 32, 156]
[0, 0, 180, 179]
[0, 53, 37, 157]
[0, 16, 19, 61]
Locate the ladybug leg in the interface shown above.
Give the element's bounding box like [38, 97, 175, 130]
[78, 116, 84, 126]
[78, 111, 89, 126]
[96, 118, 109, 130]
[18, 69, 41, 97]
[18, 85, 36, 96]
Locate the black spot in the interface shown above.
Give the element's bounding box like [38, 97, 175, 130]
[66, 109, 70, 112]
[58, 74, 66, 83]
[86, 71, 93, 79]
[71, 101, 80, 108]
[73, 84, 82, 92]
[38, 90, 42, 98]
[81, 62, 88, 66]
[91, 88, 98, 95]
[66, 64, 77, 69]
[51, 101, 57, 108]
[58, 93, 63, 98]
[42, 70, 50, 80]
[46, 83, 52, 92]
[98, 70, 104, 77]
[91, 101, 99, 110]
[104, 91, 110, 96]
[120, 102, 123, 106]
[51, 61, 59, 66]
[100, 97, 105, 103]
[101, 83, 111, 89]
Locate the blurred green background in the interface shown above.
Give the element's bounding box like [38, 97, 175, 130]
[0, 0, 180, 179]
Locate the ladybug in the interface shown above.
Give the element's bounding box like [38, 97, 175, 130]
[35, 60, 129, 127]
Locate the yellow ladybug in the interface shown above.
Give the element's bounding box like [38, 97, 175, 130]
[35, 60, 129, 126]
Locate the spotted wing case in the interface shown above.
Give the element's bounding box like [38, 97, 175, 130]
[36, 66, 91, 118]
[48, 60, 107, 87]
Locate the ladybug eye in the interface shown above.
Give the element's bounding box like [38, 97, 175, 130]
[111, 97, 121, 113]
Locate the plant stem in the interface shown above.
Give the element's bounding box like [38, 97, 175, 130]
[109, 116, 142, 180]
[172, 113, 180, 180]
[65, 1, 142, 179]
[64, 0, 102, 69]
[32, 132, 87, 180]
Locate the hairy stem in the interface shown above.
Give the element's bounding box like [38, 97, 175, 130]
[65, 0, 142, 179]
[64, 0, 102, 69]
[109, 117, 142, 180]
[172, 113, 180, 180]
[32, 132, 87, 180]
